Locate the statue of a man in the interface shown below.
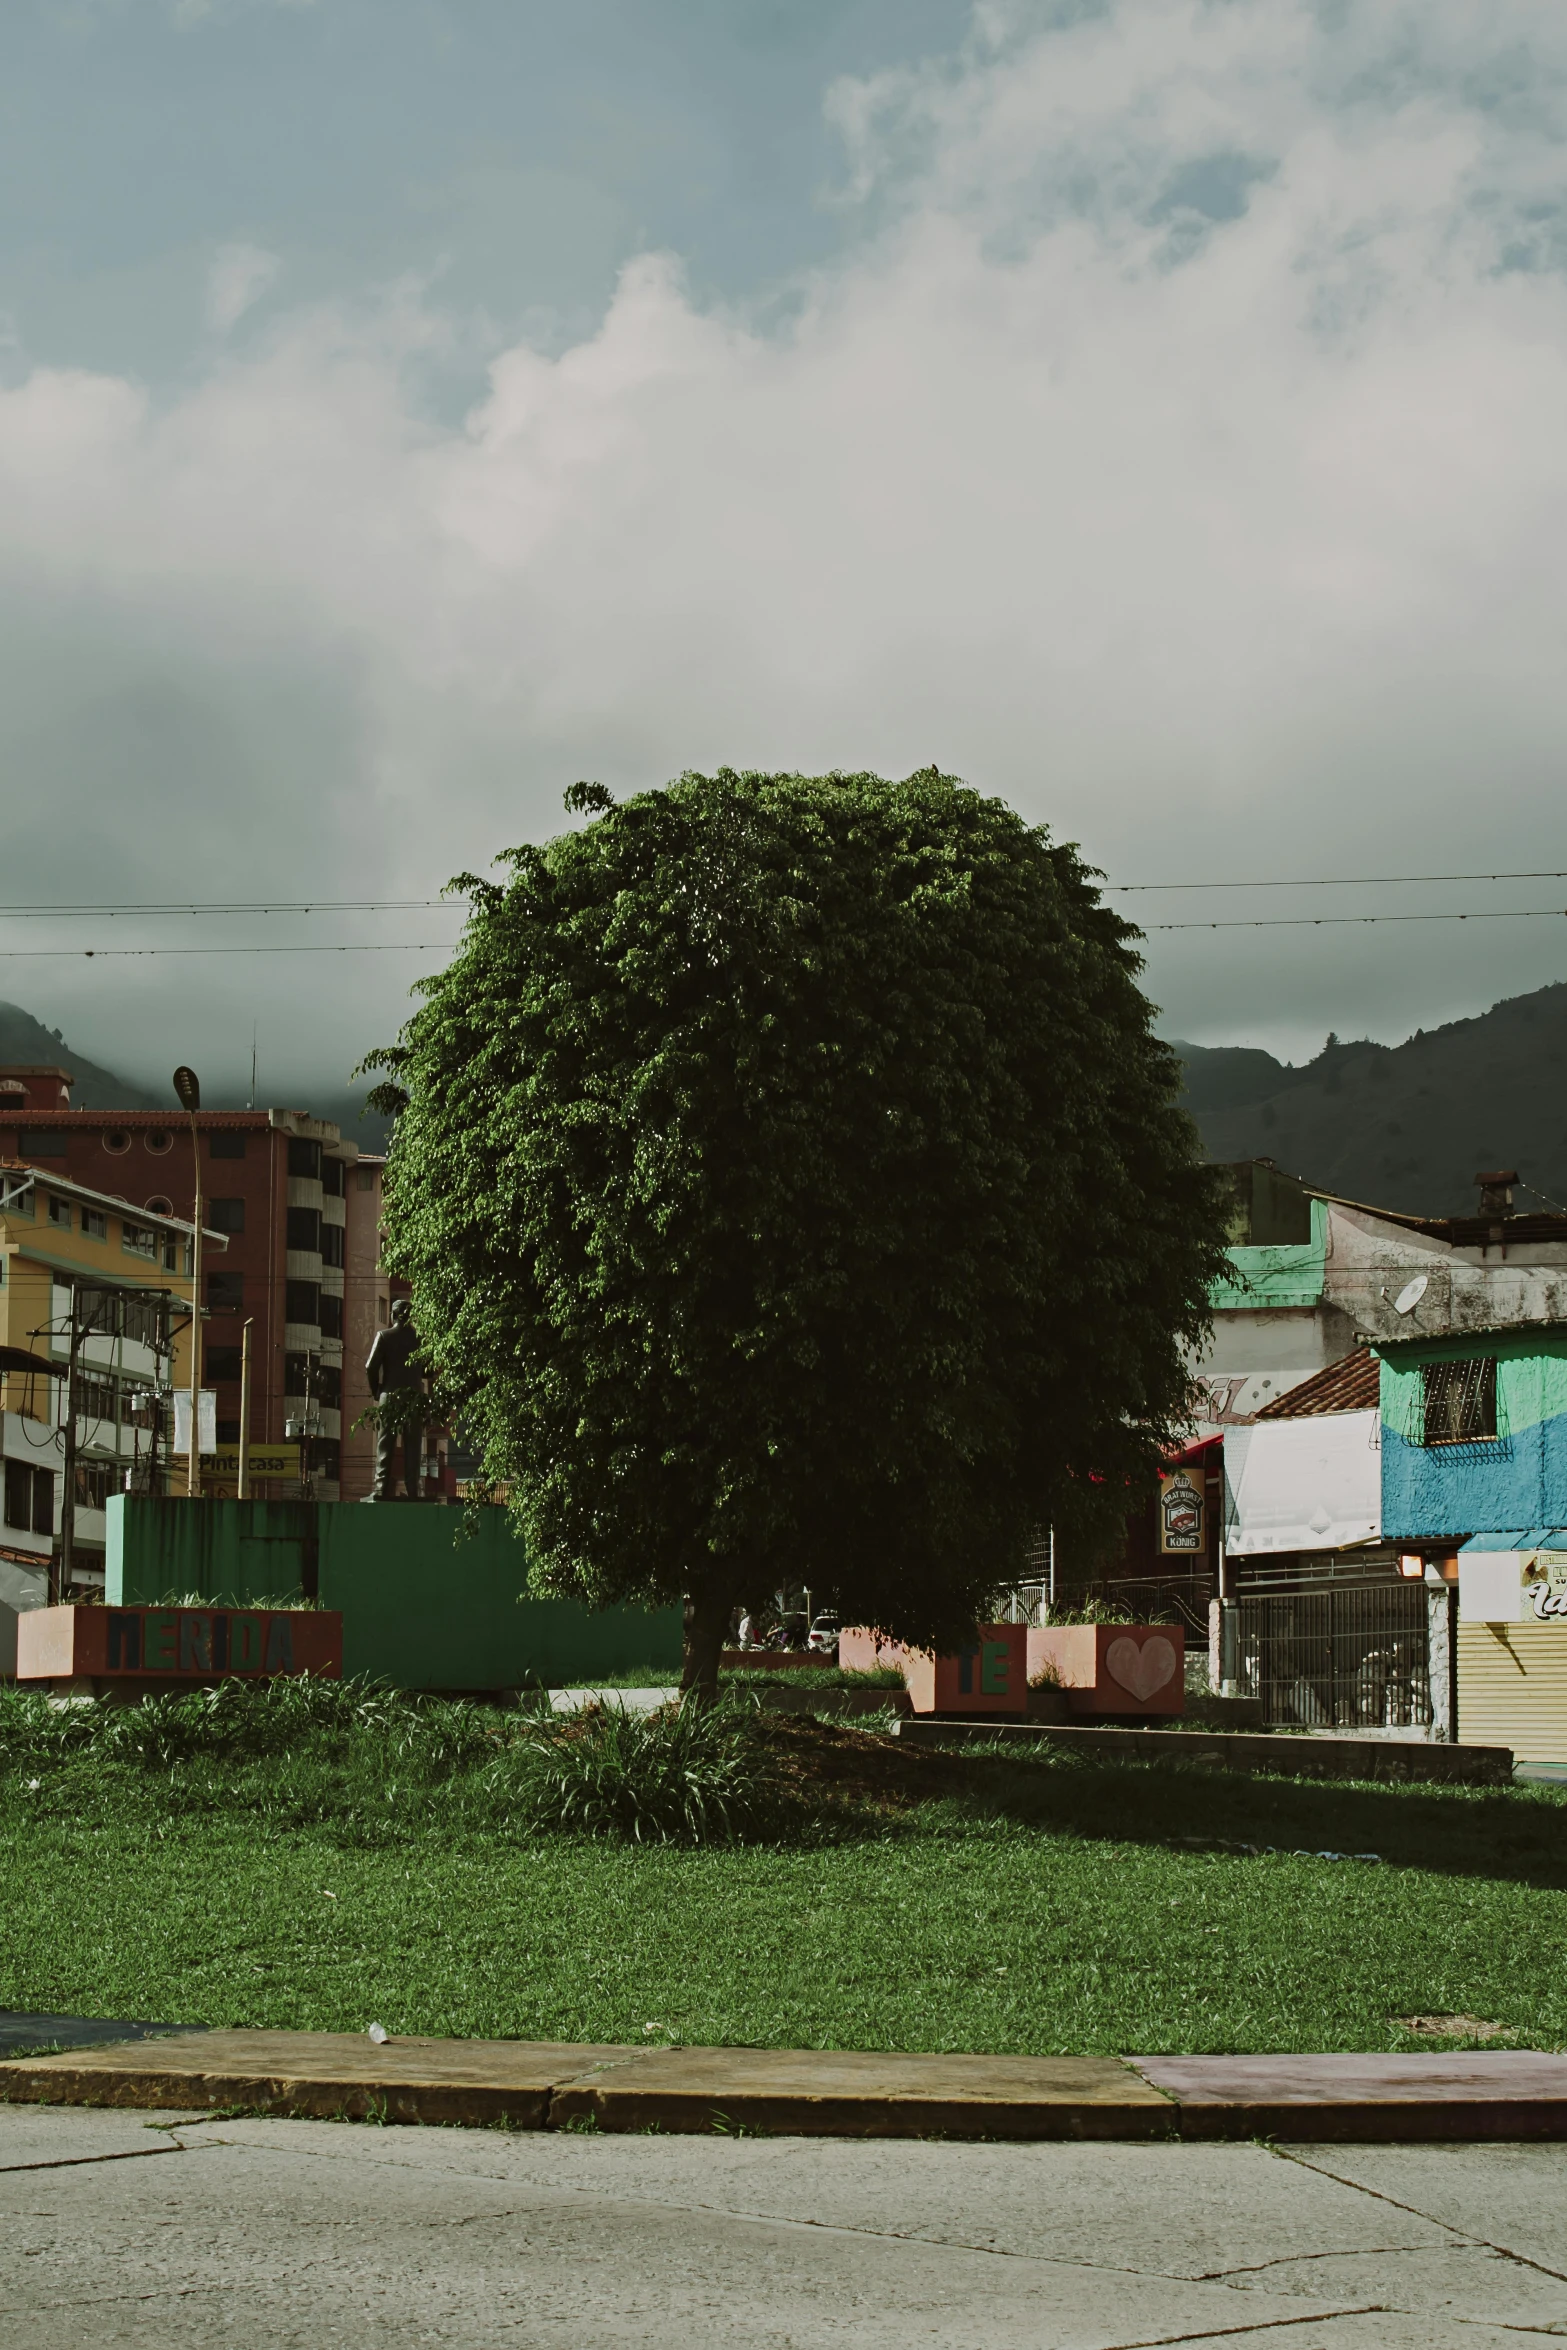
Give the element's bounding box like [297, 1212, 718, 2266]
[365, 1299, 425, 1501]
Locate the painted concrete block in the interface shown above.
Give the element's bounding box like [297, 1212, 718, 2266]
[1027, 1622, 1185, 1716]
[837, 1623, 1028, 1713]
[15, 1603, 342, 1683]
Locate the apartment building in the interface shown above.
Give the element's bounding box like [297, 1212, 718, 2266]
[0, 1067, 388, 1502]
[0, 1162, 211, 1610]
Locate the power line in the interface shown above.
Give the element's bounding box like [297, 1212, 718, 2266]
[1111, 869, 1567, 893]
[0, 942, 460, 959]
[0, 901, 441, 917]
[1143, 907, 1567, 932]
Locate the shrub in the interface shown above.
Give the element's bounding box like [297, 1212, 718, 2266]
[492, 1696, 778, 1844]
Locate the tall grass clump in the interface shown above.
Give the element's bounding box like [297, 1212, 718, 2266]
[493, 1696, 778, 1844]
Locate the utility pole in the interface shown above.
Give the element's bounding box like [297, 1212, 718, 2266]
[173, 1066, 203, 1500]
[55, 1292, 84, 1605]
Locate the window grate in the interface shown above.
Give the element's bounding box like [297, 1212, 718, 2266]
[1419, 1357, 1498, 1447]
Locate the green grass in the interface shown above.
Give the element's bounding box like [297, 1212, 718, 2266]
[2, 1682, 1564, 2057]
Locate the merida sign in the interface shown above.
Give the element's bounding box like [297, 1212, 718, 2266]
[16, 1604, 343, 1684]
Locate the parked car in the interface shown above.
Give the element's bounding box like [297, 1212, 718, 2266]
[807, 1610, 841, 1658]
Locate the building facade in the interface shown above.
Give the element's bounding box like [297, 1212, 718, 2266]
[1, 1161, 212, 1625]
[0, 1069, 389, 1502]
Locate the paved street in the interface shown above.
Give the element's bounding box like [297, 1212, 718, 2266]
[1, 2102, 1563, 2346]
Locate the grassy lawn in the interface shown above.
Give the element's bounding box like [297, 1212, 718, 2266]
[3, 1688, 1564, 2057]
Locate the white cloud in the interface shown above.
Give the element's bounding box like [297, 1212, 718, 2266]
[206, 243, 281, 332]
[5, 0, 1567, 1089]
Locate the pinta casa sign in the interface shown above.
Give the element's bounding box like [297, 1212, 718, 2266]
[16, 1605, 343, 1683]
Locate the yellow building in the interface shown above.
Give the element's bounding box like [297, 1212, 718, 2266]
[1, 1162, 224, 1620]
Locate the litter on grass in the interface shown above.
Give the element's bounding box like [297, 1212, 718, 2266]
[1172, 1837, 1382, 1862]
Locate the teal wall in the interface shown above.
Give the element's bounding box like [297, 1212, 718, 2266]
[1378, 1331, 1567, 1541]
[1210, 1196, 1329, 1313]
[105, 1497, 682, 1690]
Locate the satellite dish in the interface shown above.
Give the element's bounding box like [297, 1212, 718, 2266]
[1393, 1275, 1428, 1316]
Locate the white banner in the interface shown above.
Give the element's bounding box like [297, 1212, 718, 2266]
[173, 1389, 218, 1456]
[1224, 1411, 1381, 1555]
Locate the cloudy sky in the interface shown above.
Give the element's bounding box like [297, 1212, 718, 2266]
[4, 0, 1567, 1105]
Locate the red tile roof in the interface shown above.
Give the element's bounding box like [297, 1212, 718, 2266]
[1255, 1348, 1381, 1418]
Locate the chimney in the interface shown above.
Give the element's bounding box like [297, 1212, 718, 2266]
[1476, 1169, 1518, 1216]
[0, 1064, 74, 1111]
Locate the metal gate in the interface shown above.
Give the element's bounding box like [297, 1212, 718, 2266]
[1236, 1583, 1431, 1730]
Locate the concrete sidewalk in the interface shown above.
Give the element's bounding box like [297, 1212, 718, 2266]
[5, 2028, 1567, 2142]
[2, 2102, 1564, 2347]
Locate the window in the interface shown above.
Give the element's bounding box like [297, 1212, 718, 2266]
[216, 1418, 241, 1445]
[120, 1291, 167, 1349]
[4, 1460, 32, 1531]
[319, 1293, 344, 1339]
[285, 1280, 319, 1327]
[47, 1194, 71, 1226]
[209, 1131, 247, 1160]
[322, 1157, 346, 1198]
[144, 1195, 173, 1218]
[316, 1363, 342, 1410]
[121, 1221, 156, 1260]
[207, 1270, 245, 1312]
[207, 1198, 246, 1235]
[315, 1439, 342, 1482]
[319, 1222, 344, 1268]
[144, 1130, 173, 1156]
[287, 1137, 322, 1180]
[1, 1173, 34, 1216]
[356, 1167, 377, 1193]
[205, 1345, 244, 1383]
[74, 1461, 119, 1511]
[82, 1207, 108, 1240]
[102, 1130, 131, 1156]
[79, 1374, 121, 1426]
[284, 1351, 318, 1396]
[27, 1130, 67, 1156]
[1420, 1358, 1497, 1445]
[286, 1207, 322, 1253]
[4, 1461, 53, 1534]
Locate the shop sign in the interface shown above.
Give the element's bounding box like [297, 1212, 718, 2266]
[200, 1446, 302, 1479]
[1158, 1464, 1206, 1554]
[1521, 1552, 1567, 1622]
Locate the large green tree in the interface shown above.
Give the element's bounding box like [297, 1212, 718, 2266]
[367, 769, 1227, 1700]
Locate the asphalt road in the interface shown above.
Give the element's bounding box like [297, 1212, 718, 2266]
[2, 2102, 1564, 2347]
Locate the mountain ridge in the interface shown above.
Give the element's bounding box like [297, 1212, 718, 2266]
[1172, 979, 1567, 1215]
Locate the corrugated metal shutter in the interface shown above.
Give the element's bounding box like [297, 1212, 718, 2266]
[1457, 1623, 1567, 1765]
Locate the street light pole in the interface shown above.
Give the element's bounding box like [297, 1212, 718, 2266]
[237, 1317, 253, 1500]
[173, 1066, 203, 1501]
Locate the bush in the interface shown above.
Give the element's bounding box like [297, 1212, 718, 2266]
[492, 1696, 778, 1844]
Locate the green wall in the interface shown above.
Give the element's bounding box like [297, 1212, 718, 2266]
[105, 1497, 682, 1690]
[1210, 1195, 1329, 1313]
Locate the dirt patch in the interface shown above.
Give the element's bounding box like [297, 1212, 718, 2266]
[750, 1713, 980, 1813]
[1395, 2014, 1515, 2040]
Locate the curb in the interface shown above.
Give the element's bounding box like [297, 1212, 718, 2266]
[4, 2031, 1567, 2141]
[893, 1719, 1515, 1784]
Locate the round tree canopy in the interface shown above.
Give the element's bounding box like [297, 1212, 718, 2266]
[368, 768, 1226, 1680]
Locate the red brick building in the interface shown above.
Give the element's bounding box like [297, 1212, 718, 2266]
[0, 1067, 391, 1501]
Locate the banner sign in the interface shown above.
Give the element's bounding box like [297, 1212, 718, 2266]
[1158, 1464, 1206, 1554]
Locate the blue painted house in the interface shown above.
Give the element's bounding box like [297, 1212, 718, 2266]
[1375, 1328, 1567, 1766]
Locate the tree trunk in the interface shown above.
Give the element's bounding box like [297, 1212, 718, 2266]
[679, 1580, 734, 1710]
